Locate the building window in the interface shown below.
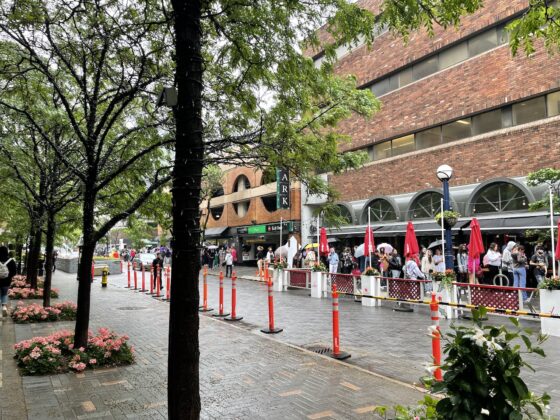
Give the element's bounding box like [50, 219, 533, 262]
[471, 182, 529, 214]
[547, 91, 560, 116]
[233, 175, 251, 192]
[362, 199, 397, 223]
[442, 119, 472, 142]
[439, 42, 468, 69]
[233, 201, 251, 217]
[334, 205, 353, 225]
[468, 29, 498, 57]
[391, 134, 415, 156]
[512, 97, 546, 125]
[472, 109, 502, 135]
[210, 206, 224, 220]
[261, 195, 277, 212]
[397, 67, 413, 87]
[413, 55, 439, 81]
[409, 192, 444, 219]
[373, 141, 392, 160]
[415, 127, 441, 149]
[370, 78, 391, 97]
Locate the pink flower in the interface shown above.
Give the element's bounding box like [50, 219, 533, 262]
[89, 359, 97, 365]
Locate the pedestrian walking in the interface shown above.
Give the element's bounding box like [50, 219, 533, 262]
[225, 249, 234, 278]
[502, 241, 516, 284]
[388, 249, 402, 279]
[327, 248, 339, 274]
[0, 246, 16, 317]
[512, 245, 528, 301]
[483, 242, 501, 284]
[256, 245, 264, 273]
[404, 254, 425, 280]
[341, 248, 353, 274]
[152, 252, 164, 290]
[530, 246, 548, 286]
[305, 248, 316, 268]
[456, 244, 469, 282]
[265, 247, 274, 264]
[378, 247, 390, 277]
[421, 249, 435, 279]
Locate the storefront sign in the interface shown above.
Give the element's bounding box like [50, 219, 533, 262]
[266, 221, 292, 232]
[276, 168, 290, 209]
[239, 221, 294, 235]
[248, 225, 267, 234]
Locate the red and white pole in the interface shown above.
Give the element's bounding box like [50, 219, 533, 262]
[261, 271, 283, 334]
[164, 266, 171, 301]
[430, 292, 443, 381]
[133, 262, 138, 290]
[213, 271, 230, 317]
[199, 265, 213, 312]
[149, 266, 154, 295]
[140, 263, 147, 292]
[329, 284, 350, 359]
[225, 271, 243, 321]
[126, 262, 131, 288]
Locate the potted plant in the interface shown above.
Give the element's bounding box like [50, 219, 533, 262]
[435, 210, 461, 229]
[433, 269, 456, 291]
[310, 262, 326, 298]
[539, 277, 560, 337]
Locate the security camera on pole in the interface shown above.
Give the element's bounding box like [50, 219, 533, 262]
[436, 164, 454, 271]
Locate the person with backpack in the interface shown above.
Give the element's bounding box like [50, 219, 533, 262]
[0, 246, 17, 317]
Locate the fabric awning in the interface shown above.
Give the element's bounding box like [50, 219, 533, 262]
[324, 225, 382, 237]
[461, 215, 558, 231]
[204, 227, 229, 238]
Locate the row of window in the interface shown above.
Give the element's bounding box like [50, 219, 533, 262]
[369, 23, 509, 97]
[365, 91, 560, 161]
[336, 181, 529, 226]
[210, 195, 279, 220]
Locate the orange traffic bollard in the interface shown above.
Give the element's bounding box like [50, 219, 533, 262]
[430, 292, 443, 381]
[162, 266, 171, 301]
[329, 284, 350, 360]
[140, 263, 147, 292]
[155, 264, 161, 298]
[212, 271, 230, 318]
[199, 266, 213, 312]
[260, 273, 283, 334]
[225, 272, 243, 321]
[133, 262, 138, 290]
[125, 262, 131, 288]
[149, 266, 154, 294]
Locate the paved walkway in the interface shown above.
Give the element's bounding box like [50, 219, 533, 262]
[0, 271, 427, 419]
[111, 265, 560, 417]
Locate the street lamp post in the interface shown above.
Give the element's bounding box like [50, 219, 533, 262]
[437, 165, 454, 270]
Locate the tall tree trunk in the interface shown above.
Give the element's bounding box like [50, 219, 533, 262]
[74, 190, 96, 348]
[26, 220, 43, 289]
[24, 231, 32, 276]
[43, 213, 55, 308]
[16, 234, 23, 275]
[168, 1, 203, 418]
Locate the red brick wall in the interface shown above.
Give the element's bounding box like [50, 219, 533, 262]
[338, 43, 560, 150]
[329, 118, 560, 200]
[203, 167, 301, 229]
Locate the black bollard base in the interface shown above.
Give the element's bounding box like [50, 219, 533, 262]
[393, 302, 414, 312]
[224, 316, 243, 322]
[212, 312, 230, 318]
[329, 351, 351, 360]
[199, 306, 214, 312]
[260, 327, 283, 334]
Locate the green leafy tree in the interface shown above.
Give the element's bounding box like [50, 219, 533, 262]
[0, 0, 174, 347]
[527, 168, 560, 211]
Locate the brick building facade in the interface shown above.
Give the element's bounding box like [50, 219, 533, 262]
[301, 0, 560, 248]
[203, 167, 301, 263]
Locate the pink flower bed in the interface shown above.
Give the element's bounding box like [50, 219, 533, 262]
[11, 301, 77, 323]
[8, 287, 59, 299]
[10, 275, 45, 288]
[13, 328, 134, 375]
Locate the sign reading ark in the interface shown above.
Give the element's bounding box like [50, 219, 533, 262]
[276, 168, 290, 209]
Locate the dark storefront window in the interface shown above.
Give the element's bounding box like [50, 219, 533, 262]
[409, 192, 443, 219]
[472, 182, 529, 214]
[362, 199, 397, 223]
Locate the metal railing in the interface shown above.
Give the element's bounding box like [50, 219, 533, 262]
[286, 269, 311, 289]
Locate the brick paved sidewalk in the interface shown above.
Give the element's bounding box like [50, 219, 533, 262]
[0, 271, 428, 419]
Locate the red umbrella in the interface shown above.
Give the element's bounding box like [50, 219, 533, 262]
[404, 221, 419, 259]
[319, 227, 329, 256]
[468, 218, 485, 260]
[364, 226, 375, 256]
[555, 220, 560, 261]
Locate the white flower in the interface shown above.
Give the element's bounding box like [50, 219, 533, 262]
[470, 328, 487, 347]
[423, 362, 439, 374]
[487, 339, 503, 351]
[481, 408, 490, 415]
